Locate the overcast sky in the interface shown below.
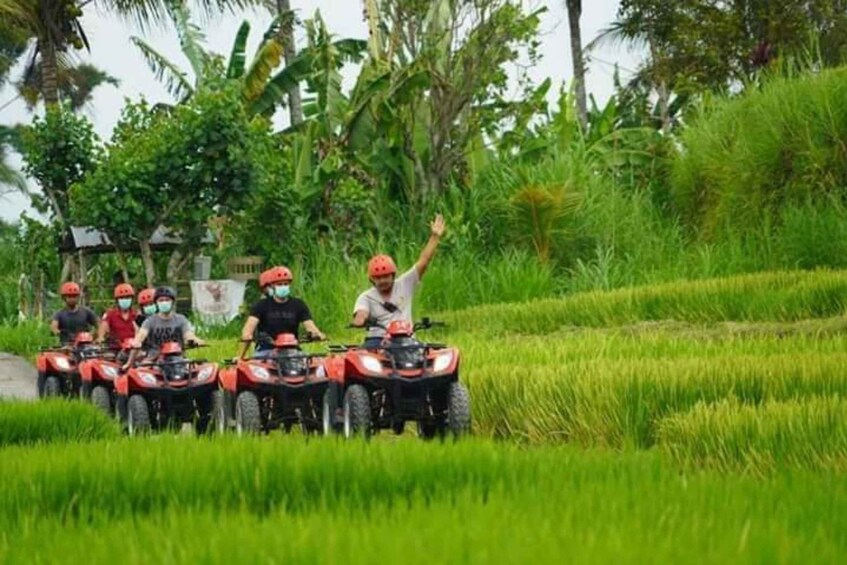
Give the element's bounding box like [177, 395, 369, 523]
[0, 0, 642, 222]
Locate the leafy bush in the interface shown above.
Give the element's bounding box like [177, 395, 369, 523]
[672, 66, 847, 236]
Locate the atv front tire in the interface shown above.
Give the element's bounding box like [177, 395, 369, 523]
[127, 395, 151, 436]
[446, 382, 471, 437]
[343, 385, 372, 439]
[37, 371, 46, 397]
[235, 391, 262, 435]
[211, 390, 231, 434]
[91, 385, 112, 416]
[322, 386, 342, 436]
[115, 395, 128, 427]
[44, 376, 62, 398]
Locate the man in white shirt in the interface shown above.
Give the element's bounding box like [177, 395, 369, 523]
[352, 214, 445, 347]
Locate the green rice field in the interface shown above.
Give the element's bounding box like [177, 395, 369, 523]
[1, 270, 846, 563]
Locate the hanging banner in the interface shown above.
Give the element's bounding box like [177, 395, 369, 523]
[190, 279, 246, 325]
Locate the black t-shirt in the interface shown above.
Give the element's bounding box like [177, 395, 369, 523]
[250, 297, 312, 343]
[52, 307, 99, 345]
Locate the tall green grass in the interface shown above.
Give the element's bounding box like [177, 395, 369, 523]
[468, 351, 847, 446]
[0, 401, 118, 446]
[673, 66, 847, 237]
[658, 397, 847, 473]
[446, 269, 847, 335]
[1, 438, 846, 564]
[0, 320, 52, 357]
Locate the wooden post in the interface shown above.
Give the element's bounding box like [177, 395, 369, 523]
[78, 250, 87, 306]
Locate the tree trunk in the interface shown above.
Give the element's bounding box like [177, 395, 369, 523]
[40, 39, 60, 107]
[166, 249, 185, 284]
[566, 0, 588, 131]
[139, 240, 156, 287]
[60, 254, 74, 283]
[114, 248, 130, 284]
[657, 78, 671, 134]
[277, 0, 304, 126]
[363, 0, 384, 61]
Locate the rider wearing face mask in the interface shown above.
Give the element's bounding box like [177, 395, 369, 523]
[239, 266, 325, 358]
[135, 288, 157, 327]
[98, 283, 138, 350]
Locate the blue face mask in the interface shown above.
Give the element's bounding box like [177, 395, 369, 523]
[273, 285, 291, 299]
[157, 300, 173, 314]
[117, 298, 132, 310]
[142, 304, 157, 316]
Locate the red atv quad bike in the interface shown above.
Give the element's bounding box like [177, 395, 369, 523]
[78, 338, 134, 417]
[323, 318, 471, 440]
[219, 333, 329, 435]
[114, 341, 221, 436]
[36, 332, 100, 399]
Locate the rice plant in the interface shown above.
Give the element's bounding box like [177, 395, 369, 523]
[658, 397, 847, 473]
[0, 401, 118, 447]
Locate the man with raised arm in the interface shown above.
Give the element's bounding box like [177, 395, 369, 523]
[352, 214, 445, 348]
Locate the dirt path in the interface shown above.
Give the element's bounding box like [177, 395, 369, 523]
[0, 352, 36, 400]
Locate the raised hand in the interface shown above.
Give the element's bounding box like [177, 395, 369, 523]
[430, 214, 446, 238]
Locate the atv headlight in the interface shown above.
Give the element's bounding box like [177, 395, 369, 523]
[432, 351, 454, 373]
[196, 366, 214, 382]
[139, 372, 158, 385]
[54, 357, 71, 371]
[102, 365, 119, 379]
[359, 354, 382, 374]
[249, 366, 271, 381]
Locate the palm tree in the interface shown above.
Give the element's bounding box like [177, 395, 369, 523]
[0, 0, 262, 109]
[565, 0, 588, 131]
[589, 4, 675, 133]
[276, 0, 303, 125]
[0, 125, 25, 193]
[0, 0, 90, 107]
[132, 3, 365, 118]
[18, 60, 119, 111]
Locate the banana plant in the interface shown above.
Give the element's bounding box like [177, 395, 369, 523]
[130, 1, 365, 118]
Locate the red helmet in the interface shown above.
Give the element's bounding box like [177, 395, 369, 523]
[114, 283, 135, 299]
[260, 266, 293, 288]
[386, 320, 413, 337]
[368, 255, 397, 278]
[138, 288, 155, 306]
[273, 333, 299, 349]
[60, 282, 80, 296]
[161, 342, 183, 356]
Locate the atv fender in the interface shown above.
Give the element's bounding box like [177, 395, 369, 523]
[115, 374, 129, 396]
[79, 360, 94, 383]
[323, 355, 346, 383]
[219, 367, 238, 393]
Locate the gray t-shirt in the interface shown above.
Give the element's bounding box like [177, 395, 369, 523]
[141, 314, 193, 354]
[353, 267, 420, 337]
[52, 307, 98, 345]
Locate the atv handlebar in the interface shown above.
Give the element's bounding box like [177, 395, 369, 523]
[347, 317, 447, 331]
[250, 334, 327, 346]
